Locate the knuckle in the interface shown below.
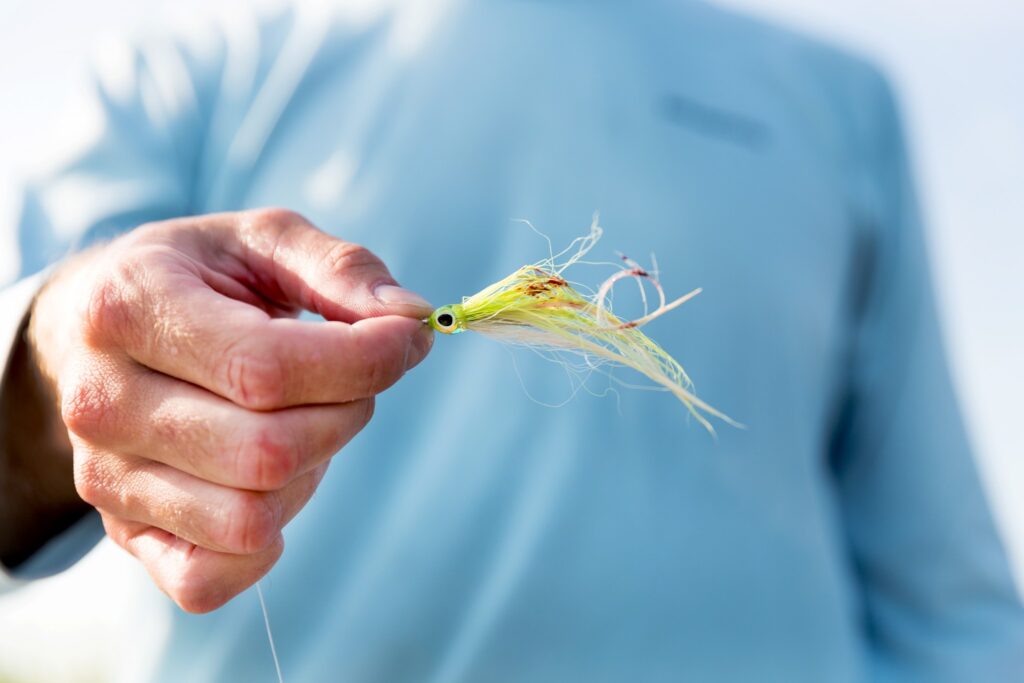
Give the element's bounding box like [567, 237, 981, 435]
[72, 452, 103, 506]
[82, 274, 133, 345]
[221, 491, 281, 554]
[61, 374, 116, 439]
[235, 423, 298, 491]
[221, 342, 286, 410]
[72, 451, 116, 508]
[249, 207, 308, 231]
[319, 240, 382, 276]
[82, 244, 187, 349]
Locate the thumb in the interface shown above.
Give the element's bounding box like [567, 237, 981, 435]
[213, 208, 432, 323]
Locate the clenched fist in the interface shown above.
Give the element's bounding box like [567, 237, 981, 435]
[12, 208, 433, 612]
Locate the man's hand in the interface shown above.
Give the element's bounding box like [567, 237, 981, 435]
[21, 208, 433, 612]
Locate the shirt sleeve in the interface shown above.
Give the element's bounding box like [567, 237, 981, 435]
[0, 22, 226, 587]
[830, 69, 1024, 680]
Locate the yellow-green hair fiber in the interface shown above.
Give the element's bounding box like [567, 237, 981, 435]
[427, 218, 738, 433]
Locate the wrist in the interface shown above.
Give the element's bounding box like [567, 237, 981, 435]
[0, 267, 89, 568]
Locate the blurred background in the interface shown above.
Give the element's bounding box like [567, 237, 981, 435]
[0, 0, 1021, 680]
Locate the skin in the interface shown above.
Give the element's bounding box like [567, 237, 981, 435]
[0, 208, 434, 613]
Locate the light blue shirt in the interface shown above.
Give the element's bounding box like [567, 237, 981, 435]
[3, 1, 1023, 680]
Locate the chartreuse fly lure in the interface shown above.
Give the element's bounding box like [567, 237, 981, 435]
[426, 219, 738, 432]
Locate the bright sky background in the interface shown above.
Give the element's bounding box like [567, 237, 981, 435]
[0, 1, 1021, 680]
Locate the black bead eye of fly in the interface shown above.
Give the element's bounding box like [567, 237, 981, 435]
[437, 312, 455, 328]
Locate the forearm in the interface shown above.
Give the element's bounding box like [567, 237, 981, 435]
[0, 276, 87, 569]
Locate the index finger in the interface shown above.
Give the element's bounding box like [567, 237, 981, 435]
[91, 266, 433, 409]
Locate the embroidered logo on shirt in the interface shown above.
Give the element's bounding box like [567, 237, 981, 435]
[657, 93, 770, 150]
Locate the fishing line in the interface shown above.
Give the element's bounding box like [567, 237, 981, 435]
[257, 581, 284, 683]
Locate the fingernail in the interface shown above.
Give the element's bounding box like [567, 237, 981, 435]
[375, 284, 433, 312]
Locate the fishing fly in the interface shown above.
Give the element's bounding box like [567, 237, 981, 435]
[426, 217, 738, 432]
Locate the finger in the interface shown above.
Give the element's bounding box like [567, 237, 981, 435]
[75, 447, 327, 555]
[85, 261, 433, 408]
[189, 208, 433, 322]
[63, 357, 373, 490]
[101, 513, 282, 613]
